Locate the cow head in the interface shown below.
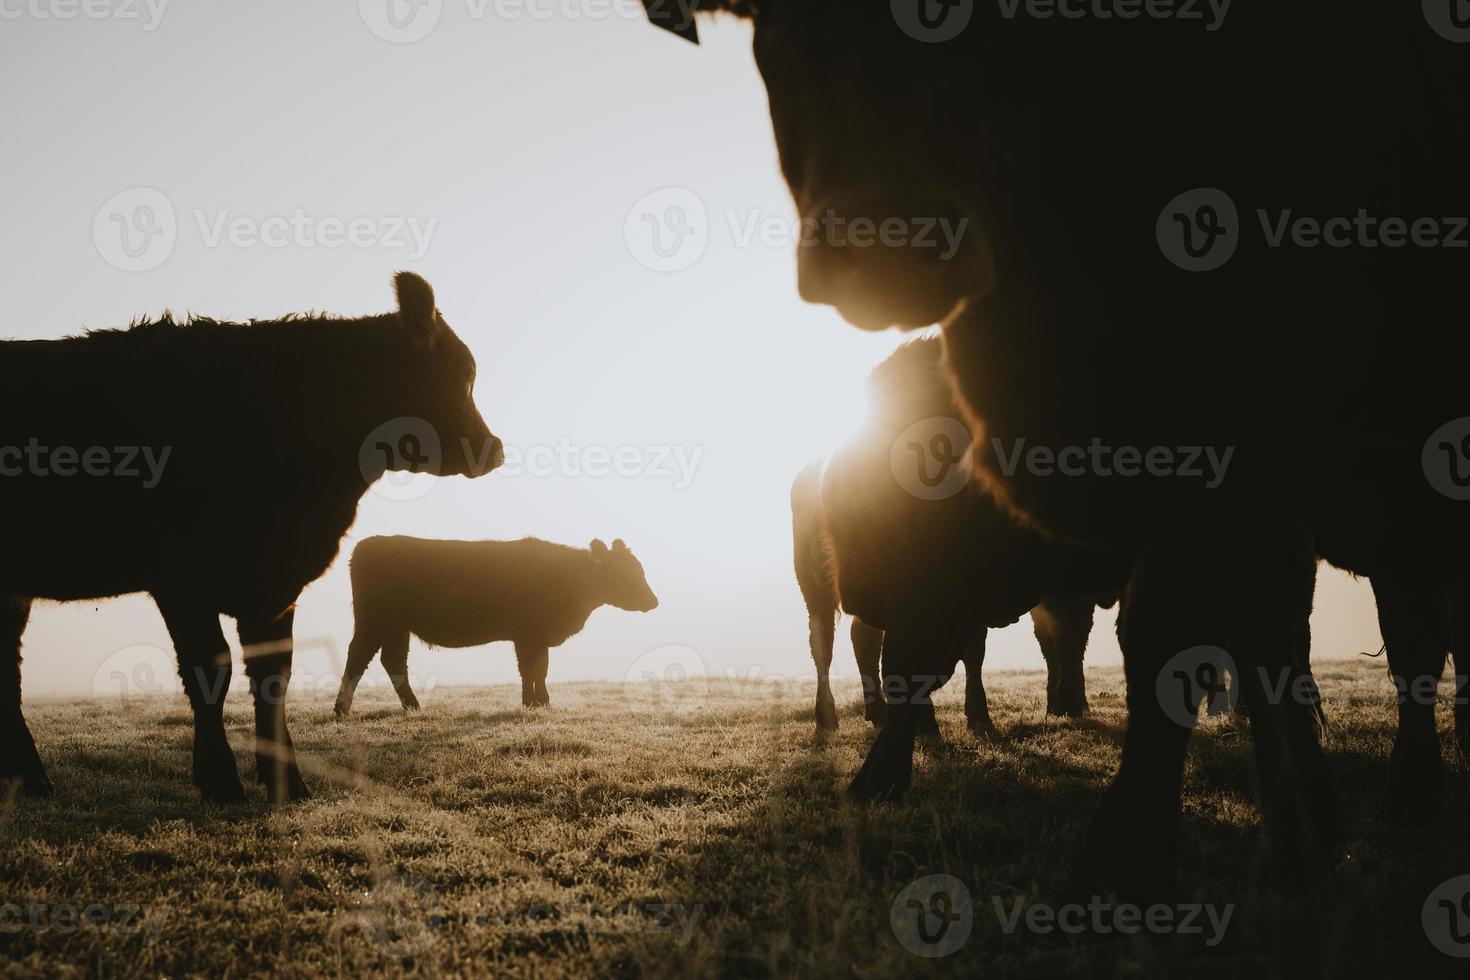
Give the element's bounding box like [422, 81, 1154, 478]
[590, 538, 660, 612]
[643, 1, 996, 330]
[366, 271, 504, 479]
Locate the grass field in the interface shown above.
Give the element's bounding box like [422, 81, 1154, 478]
[3, 658, 1468, 978]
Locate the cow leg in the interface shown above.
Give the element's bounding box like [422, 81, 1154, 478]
[848, 626, 956, 802]
[1372, 576, 1448, 820]
[851, 621, 886, 727]
[1034, 594, 1094, 718]
[155, 595, 243, 804]
[1231, 524, 1337, 887]
[960, 629, 996, 739]
[333, 628, 383, 720]
[514, 642, 550, 708]
[0, 594, 49, 796]
[808, 611, 838, 731]
[1447, 580, 1470, 761]
[379, 632, 420, 712]
[239, 609, 308, 804]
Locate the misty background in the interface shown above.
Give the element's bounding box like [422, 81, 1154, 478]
[0, 1, 1382, 700]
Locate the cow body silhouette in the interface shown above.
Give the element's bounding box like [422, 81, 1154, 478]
[334, 535, 658, 717]
[805, 340, 1134, 794]
[645, 2, 1469, 897]
[0, 272, 500, 803]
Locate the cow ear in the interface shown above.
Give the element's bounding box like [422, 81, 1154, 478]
[612, 538, 628, 552]
[590, 539, 609, 558]
[642, 0, 699, 43]
[394, 271, 438, 344]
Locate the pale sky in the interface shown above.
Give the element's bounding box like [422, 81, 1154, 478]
[0, 2, 1383, 700]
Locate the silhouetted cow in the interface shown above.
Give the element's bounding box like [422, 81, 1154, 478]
[0, 272, 501, 803]
[814, 339, 1130, 795]
[334, 535, 659, 717]
[794, 455, 1100, 739]
[643, 2, 1467, 896]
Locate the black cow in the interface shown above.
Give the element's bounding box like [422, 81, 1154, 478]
[796, 452, 1101, 737]
[639, 2, 1438, 895]
[0, 272, 500, 803]
[334, 535, 659, 717]
[815, 339, 1131, 796]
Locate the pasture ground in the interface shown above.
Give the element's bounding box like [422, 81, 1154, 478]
[3, 658, 1468, 978]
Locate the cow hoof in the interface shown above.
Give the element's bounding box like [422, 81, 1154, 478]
[815, 699, 839, 732]
[1046, 697, 1088, 719]
[22, 770, 54, 798]
[402, 701, 421, 713]
[333, 706, 350, 722]
[197, 775, 247, 806]
[864, 703, 887, 728]
[846, 730, 914, 804]
[967, 718, 1000, 742]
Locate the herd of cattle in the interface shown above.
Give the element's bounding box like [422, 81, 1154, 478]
[1, 0, 1468, 914]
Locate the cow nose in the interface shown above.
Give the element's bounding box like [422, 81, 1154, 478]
[796, 197, 992, 330]
[487, 436, 506, 472]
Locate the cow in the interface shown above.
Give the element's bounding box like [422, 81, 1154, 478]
[333, 535, 659, 718]
[636, 1, 1452, 896]
[813, 338, 1133, 796]
[0, 272, 501, 804]
[795, 453, 1101, 736]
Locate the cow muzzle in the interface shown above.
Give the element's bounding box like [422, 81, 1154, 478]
[795, 197, 993, 331]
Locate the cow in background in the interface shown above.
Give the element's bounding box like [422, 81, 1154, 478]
[793, 458, 1097, 738]
[0, 272, 501, 803]
[334, 535, 658, 717]
[816, 338, 1129, 798]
